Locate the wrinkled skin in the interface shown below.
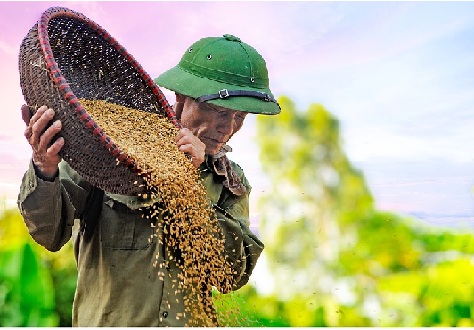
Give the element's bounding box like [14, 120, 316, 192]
[174, 94, 247, 156]
[21, 95, 247, 177]
[21, 105, 64, 179]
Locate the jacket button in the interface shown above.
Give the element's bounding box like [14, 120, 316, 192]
[162, 311, 168, 318]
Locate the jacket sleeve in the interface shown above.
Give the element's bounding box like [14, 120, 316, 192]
[17, 160, 92, 252]
[213, 165, 264, 292]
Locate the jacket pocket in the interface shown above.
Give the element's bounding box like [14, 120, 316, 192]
[100, 198, 154, 250]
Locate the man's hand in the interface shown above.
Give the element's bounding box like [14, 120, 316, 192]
[22, 105, 64, 179]
[175, 128, 205, 168]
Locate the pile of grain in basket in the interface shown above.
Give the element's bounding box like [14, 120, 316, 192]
[80, 99, 240, 326]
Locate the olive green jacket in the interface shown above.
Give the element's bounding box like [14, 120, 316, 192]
[17, 157, 264, 326]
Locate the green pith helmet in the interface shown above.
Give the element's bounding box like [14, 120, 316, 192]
[155, 34, 281, 115]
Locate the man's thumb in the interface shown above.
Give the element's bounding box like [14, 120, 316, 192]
[21, 104, 31, 125]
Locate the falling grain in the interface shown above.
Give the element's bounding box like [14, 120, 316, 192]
[80, 99, 237, 326]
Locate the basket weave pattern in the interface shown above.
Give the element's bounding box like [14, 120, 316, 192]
[19, 7, 179, 195]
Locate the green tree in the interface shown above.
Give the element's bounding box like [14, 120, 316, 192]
[256, 97, 374, 325]
[254, 96, 474, 326]
[0, 204, 77, 326]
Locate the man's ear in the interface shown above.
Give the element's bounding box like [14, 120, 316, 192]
[175, 93, 186, 103]
[174, 93, 185, 120]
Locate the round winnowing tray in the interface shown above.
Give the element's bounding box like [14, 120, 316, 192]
[19, 6, 180, 195]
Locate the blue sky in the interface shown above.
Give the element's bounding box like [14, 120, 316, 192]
[1, 1, 474, 231]
[276, 1, 474, 229]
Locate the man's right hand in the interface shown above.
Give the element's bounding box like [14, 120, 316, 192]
[22, 105, 64, 179]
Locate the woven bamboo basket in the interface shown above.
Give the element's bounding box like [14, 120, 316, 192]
[19, 6, 180, 195]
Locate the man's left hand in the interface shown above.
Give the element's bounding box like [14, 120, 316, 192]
[175, 128, 206, 168]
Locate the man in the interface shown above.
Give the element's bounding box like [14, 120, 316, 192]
[18, 34, 280, 326]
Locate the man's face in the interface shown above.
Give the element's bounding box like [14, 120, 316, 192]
[179, 97, 247, 156]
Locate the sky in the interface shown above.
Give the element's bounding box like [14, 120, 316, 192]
[1, 1, 474, 233]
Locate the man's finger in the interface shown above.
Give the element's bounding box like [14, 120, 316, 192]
[46, 137, 65, 157]
[38, 119, 62, 152]
[175, 128, 186, 143]
[21, 105, 32, 125]
[29, 105, 49, 127]
[31, 108, 55, 145]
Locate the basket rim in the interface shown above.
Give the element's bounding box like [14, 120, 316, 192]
[36, 6, 181, 172]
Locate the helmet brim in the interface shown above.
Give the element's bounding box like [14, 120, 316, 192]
[154, 66, 281, 115]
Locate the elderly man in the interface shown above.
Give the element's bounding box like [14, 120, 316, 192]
[18, 34, 280, 326]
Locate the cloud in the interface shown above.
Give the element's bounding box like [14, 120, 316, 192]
[356, 157, 474, 217]
[0, 39, 16, 55]
[2, 1, 474, 228]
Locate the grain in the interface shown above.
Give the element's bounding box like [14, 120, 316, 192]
[79, 99, 237, 326]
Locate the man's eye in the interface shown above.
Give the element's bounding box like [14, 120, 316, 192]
[209, 107, 226, 115]
[236, 112, 246, 119]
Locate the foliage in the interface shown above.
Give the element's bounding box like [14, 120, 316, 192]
[255, 96, 474, 326]
[0, 205, 76, 326]
[0, 241, 57, 326]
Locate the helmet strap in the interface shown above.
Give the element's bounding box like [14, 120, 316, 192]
[196, 89, 277, 104]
